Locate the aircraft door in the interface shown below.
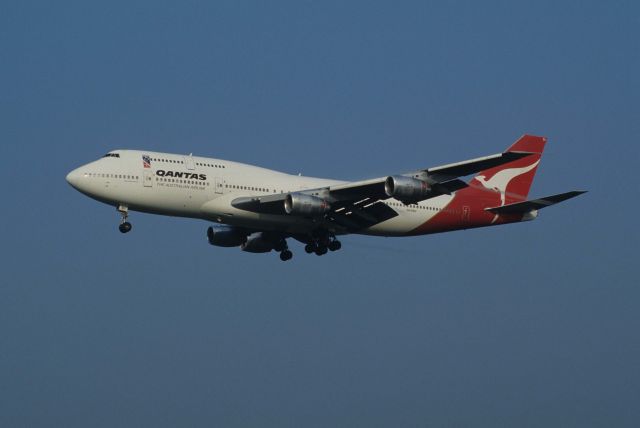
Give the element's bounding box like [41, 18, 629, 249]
[214, 177, 224, 194]
[143, 170, 153, 187]
[462, 205, 470, 222]
[184, 156, 195, 170]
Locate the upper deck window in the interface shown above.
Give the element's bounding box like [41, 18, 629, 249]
[103, 153, 120, 158]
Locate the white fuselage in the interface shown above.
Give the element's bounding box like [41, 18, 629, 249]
[66, 150, 455, 236]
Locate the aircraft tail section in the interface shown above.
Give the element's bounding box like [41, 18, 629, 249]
[505, 134, 547, 154]
[468, 134, 546, 204]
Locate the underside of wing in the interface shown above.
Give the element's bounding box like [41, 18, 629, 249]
[230, 191, 399, 232]
[328, 200, 399, 232]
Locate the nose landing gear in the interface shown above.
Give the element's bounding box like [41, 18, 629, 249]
[117, 205, 132, 234]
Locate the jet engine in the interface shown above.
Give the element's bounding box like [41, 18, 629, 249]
[284, 193, 331, 216]
[241, 232, 275, 253]
[384, 175, 432, 203]
[207, 225, 246, 247]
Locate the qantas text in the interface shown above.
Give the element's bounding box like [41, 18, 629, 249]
[156, 170, 207, 180]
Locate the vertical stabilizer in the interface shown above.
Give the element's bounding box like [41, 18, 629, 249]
[468, 135, 546, 204]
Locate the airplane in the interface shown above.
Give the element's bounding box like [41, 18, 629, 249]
[66, 134, 585, 261]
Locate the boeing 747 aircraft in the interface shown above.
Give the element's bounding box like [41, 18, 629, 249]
[66, 135, 584, 261]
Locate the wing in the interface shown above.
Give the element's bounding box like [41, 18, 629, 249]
[232, 192, 399, 232]
[232, 150, 534, 231]
[322, 150, 532, 203]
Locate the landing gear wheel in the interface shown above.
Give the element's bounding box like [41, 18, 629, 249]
[328, 240, 342, 251]
[279, 249, 293, 261]
[119, 222, 132, 233]
[304, 243, 315, 254]
[315, 245, 328, 256]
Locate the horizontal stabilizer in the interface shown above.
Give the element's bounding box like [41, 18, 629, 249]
[485, 191, 586, 214]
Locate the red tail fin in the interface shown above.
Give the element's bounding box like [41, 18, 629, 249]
[468, 135, 546, 204]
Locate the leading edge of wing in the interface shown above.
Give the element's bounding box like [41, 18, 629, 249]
[328, 151, 533, 198]
[423, 151, 533, 181]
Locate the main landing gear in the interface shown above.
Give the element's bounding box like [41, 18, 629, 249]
[304, 236, 342, 256]
[279, 249, 293, 261]
[274, 238, 293, 261]
[117, 205, 132, 234]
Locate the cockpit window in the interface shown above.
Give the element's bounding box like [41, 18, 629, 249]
[103, 153, 120, 158]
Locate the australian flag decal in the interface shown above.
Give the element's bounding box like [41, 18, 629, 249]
[142, 155, 151, 168]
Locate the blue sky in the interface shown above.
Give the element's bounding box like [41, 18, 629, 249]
[1, 1, 638, 426]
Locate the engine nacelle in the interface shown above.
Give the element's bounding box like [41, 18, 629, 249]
[384, 175, 432, 203]
[207, 225, 246, 247]
[284, 193, 330, 216]
[241, 232, 274, 253]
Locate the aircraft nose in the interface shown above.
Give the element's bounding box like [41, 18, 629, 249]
[66, 168, 82, 188]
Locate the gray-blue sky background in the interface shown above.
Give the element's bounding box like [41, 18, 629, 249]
[1, 1, 638, 426]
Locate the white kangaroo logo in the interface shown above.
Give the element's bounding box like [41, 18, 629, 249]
[475, 159, 540, 223]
